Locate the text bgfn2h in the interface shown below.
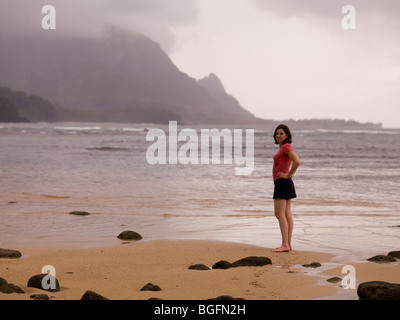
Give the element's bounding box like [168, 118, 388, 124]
[154, 304, 246, 317]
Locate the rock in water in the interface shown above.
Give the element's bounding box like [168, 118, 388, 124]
[327, 277, 342, 284]
[387, 251, 400, 259]
[357, 281, 400, 300]
[301, 262, 322, 268]
[69, 211, 90, 216]
[367, 255, 396, 263]
[117, 230, 143, 240]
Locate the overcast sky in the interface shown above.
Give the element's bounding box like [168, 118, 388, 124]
[1, 0, 399, 128]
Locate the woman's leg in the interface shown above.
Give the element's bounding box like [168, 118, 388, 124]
[273, 198, 291, 252]
[285, 199, 293, 250]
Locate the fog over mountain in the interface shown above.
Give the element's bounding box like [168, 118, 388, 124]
[0, 29, 259, 124]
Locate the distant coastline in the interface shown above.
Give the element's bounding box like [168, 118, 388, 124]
[0, 86, 385, 129]
[264, 118, 383, 130]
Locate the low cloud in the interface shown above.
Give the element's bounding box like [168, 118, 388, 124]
[0, 0, 199, 52]
[253, 0, 400, 22]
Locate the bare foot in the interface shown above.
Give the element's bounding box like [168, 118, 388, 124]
[273, 246, 290, 253]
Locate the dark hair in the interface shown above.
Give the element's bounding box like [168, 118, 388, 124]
[273, 124, 293, 145]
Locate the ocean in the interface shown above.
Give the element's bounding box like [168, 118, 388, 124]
[0, 122, 399, 263]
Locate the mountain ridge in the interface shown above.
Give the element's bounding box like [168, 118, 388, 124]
[0, 30, 259, 124]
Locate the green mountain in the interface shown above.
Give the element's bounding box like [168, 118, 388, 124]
[0, 87, 57, 122]
[0, 30, 259, 124]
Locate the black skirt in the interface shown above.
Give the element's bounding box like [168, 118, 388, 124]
[273, 178, 297, 200]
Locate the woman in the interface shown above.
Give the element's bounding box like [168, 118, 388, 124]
[272, 124, 300, 252]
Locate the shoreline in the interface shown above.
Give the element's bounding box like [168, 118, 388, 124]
[1, 207, 398, 266]
[1, 240, 343, 300]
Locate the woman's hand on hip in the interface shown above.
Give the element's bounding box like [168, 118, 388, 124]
[277, 172, 290, 179]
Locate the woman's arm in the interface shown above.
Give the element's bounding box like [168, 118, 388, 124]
[277, 150, 300, 179]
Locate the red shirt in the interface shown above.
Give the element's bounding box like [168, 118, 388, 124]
[272, 143, 293, 180]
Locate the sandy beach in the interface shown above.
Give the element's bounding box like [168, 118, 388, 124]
[2, 240, 399, 301]
[0, 240, 345, 300]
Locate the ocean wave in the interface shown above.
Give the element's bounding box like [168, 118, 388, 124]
[54, 126, 102, 131]
[86, 147, 129, 152]
[122, 127, 149, 132]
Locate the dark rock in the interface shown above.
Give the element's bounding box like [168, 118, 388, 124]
[81, 290, 109, 300]
[69, 211, 90, 216]
[188, 264, 210, 270]
[302, 262, 321, 268]
[30, 293, 50, 300]
[117, 230, 143, 241]
[212, 260, 233, 270]
[231, 256, 272, 267]
[0, 279, 25, 294]
[357, 281, 400, 300]
[208, 295, 245, 300]
[148, 297, 163, 300]
[387, 251, 400, 259]
[327, 277, 342, 284]
[141, 283, 161, 292]
[367, 255, 396, 264]
[27, 274, 60, 292]
[0, 248, 22, 259]
[0, 278, 7, 287]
